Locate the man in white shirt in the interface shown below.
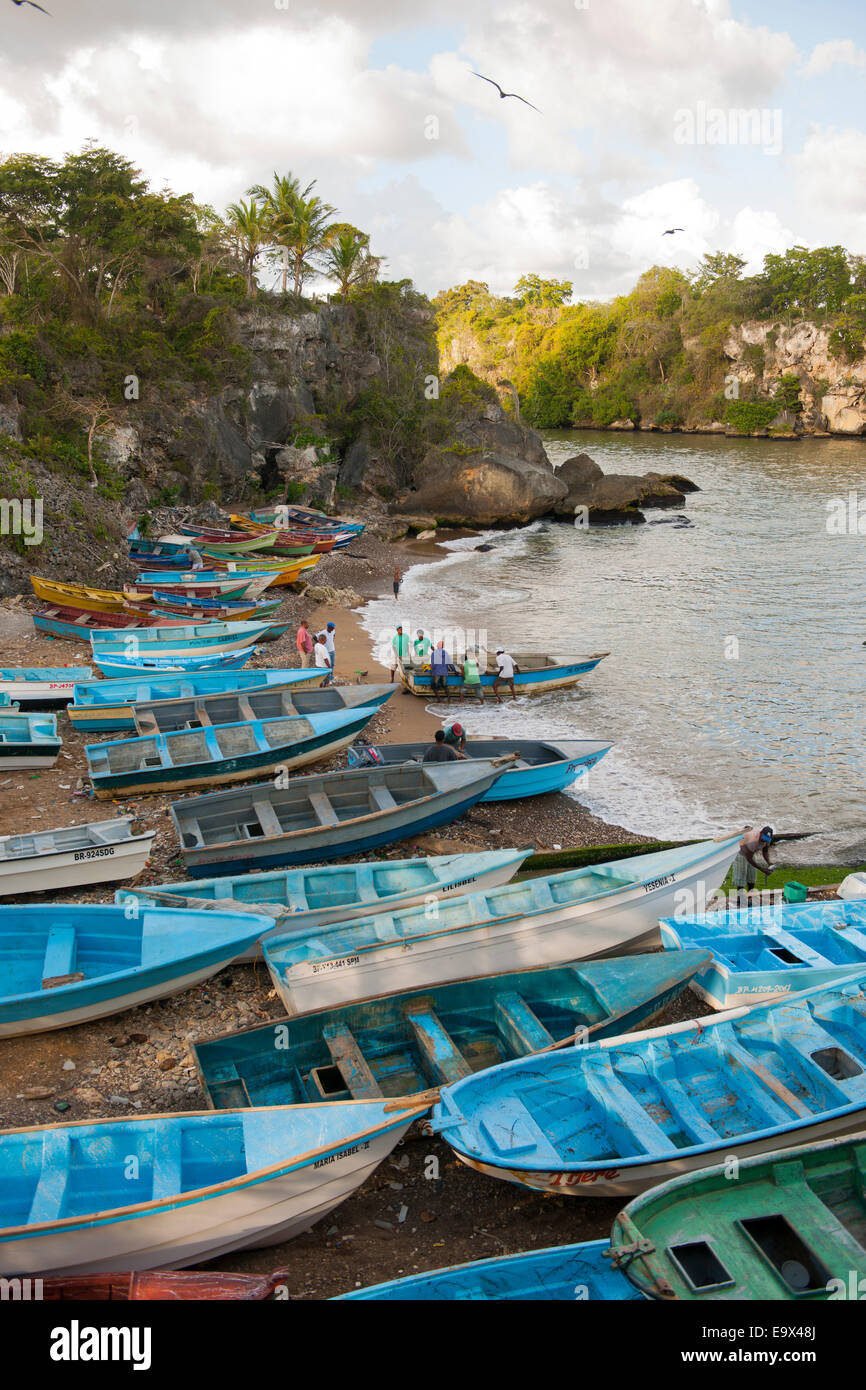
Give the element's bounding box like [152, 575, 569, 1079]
[324, 622, 336, 678]
[314, 632, 332, 684]
[493, 648, 517, 703]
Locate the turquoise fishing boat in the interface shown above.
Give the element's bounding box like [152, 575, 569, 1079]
[0, 1096, 430, 1274]
[399, 650, 610, 698]
[86, 705, 381, 797]
[126, 683, 393, 737]
[609, 1133, 866, 1301]
[348, 738, 611, 800]
[335, 1240, 643, 1301]
[192, 951, 711, 1108]
[116, 848, 529, 938]
[134, 569, 281, 589]
[0, 713, 61, 770]
[430, 971, 866, 1198]
[660, 900, 866, 1009]
[0, 904, 271, 1036]
[90, 620, 276, 656]
[67, 668, 326, 732]
[0, 668, 93, 708]
[92, 648, 257, 680]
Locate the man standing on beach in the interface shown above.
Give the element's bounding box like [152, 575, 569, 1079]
[314, 631, 332, 684]
[458, 650, 484, 704]
[430, 639, 450, 699]
[324, 622, 336, 679]
[296, 619, 313, 668]
[390, 624, 410, 681]
[393, 565, 402, 599]
[732, 826, 775, 898]
[493, 648, 517, 702]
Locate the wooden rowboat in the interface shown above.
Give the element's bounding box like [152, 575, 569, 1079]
[90, 620, 277, 656]
[125, 681, 393, 737]
[430, 972, 866, 1198]
[39, 1268, 291, 1300]
[170, 761, 507, 875]
[0, 1098, 431, 1274]
[33, 607, 188, 643]
[0, 712, 61, 770]
[0, 668, 93, 709]
[609, 1133, 866, 1301]
[30, 578, 126, 614]
[91, 648, 258, 681]
[348, 738, 611, 801]
[67, 668, 327, 732]
[398, 651, 611, 697]
[0, 816, 155, 897]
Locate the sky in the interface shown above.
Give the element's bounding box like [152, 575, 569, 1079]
[1, 0, 864, 300]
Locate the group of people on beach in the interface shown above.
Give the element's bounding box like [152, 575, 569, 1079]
[389, 627, 518, 704]
[295, 618, 336, 685]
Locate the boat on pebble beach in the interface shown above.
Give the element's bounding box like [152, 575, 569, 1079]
[348, 737, 612, 800]
[91, 647, 258, 681]
[0, 816, 155, 897]
[66, 668, 328, 732]
[90, 619, 278, 657]
[32, 606, 188, 643]
[0, 669, 93, 708]
[30, 578, 127, 614]
[0, 712, 62, 770]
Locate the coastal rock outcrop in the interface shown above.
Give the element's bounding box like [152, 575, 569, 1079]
[554, 455, 698, 524]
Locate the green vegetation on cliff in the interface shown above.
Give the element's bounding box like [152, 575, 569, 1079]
[434, 246, 866, 430]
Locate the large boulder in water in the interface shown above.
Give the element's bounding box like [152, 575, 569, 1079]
[405, 448, 568, 526]
[554, 455, 698, 524]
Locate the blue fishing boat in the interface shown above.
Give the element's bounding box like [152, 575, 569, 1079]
[0, 713, 61, 770]
[91, 648, 257, 680]
[0, 668, 93, 709]
[348, 738, 612, 800]
[260, 836, 743, 1017]
[171, 761, 508, 875]
[90, 620, 276, 656]
[117, 848, 529, 936]
[660, 899, 866, 1009]
[134, 568, 281, 588]
[431, 971, 866, 1198]
[399, 650, 610, 698]
[192, 951, 711, 1108]
[67, 668, 329, 732]
[86, 705, 381, 797]
[0, 1096, 430, 1275]
[0, 904, 271, 1037]
[335, 1239, 643, 1301]
[139, 591, 283, 619]
[0, 694, 16, 708]
[125, 683, 393, 738]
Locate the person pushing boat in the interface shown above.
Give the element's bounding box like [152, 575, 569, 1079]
[430, 640, 450, 699]
[414, 629, 432, 664]
[458, 651, 484, 703]
[493, 647, 517, 702]
[390, 625, 410, 681]
[443, 721, 466, 754]
[731, 825, 775, 896]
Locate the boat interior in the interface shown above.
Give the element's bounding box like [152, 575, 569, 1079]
[90, 717, 316, 774]
[0, 819, 135, 862]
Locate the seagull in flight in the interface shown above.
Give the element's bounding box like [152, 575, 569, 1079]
[10, 0, 51, 11]
[472, 73, 541, 113]
[662, 228, 685, 236]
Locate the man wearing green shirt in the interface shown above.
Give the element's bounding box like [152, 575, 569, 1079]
[413, 629, 432, 665]
[390, 624, 410, 681]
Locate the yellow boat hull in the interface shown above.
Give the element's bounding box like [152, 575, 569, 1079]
[31, 578, 126, 614]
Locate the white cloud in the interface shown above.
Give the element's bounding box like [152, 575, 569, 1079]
[802, 40, 866, 77]
[795, 127, 866, 217]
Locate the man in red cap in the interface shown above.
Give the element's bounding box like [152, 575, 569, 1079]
[442, 720, 467, 756]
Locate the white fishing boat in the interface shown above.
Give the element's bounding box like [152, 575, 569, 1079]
[0, 818, 156, 897]
[263, 836, 743, 1017]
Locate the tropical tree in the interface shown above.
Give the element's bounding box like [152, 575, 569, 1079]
[321, 223, 381, 297]
[224, 198, 268, 296]
[248, 173, 335, 296]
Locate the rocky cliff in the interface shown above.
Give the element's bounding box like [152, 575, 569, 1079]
[721, 321, 866, 435]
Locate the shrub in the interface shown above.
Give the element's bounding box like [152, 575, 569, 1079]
[724, 400, 778, 431]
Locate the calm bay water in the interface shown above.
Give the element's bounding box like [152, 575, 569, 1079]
[361, 430, 866, 859]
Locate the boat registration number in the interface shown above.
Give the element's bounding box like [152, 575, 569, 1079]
[311, 955, 360, 975]
[73, 847, 116, 862]
[643, 874, 675, 893]
[545, 1169, 621, 1187]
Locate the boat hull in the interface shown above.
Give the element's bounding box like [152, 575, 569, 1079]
[0, 835, 155, 897]
[399, 654, 608, 697]
[267, 838, 740, 1016]
[348, 740, 611, 801]
[92, 650, 255, 680]
[68, 669, 327, 731]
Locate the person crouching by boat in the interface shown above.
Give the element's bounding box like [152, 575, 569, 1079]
[458, 651, 484, 703]
[314, 632, 332, 685]
[443, 721, 466, 755]
[390, 625, 410, 682]
[731, 826, 775, 901]
[430, 640, 450, 698]
[493, 648, 517, 702]
[423, 729, 460, 762]
[296, 619, 313, 668]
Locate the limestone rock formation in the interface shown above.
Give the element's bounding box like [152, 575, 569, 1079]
[554, 456, 698, 524]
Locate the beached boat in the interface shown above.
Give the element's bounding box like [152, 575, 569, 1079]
[608, 1133, 866, 1301]
[193, 951, 711, 1107]
[124, 577, 254, 601]
[132, 569, 281, 596]
[200, 553, 321, 586]
[0, 669, 93, 709]
[254, 505, 364, 538]
[0, 904, 271, 1037]
[661, 900, 866, 1009]
[128, 536, 198, 569]
[348, 738, 612, 801]
[126, 596, 285, 625]
[0, 817, 155, 897]
[91, 648, 257, 681]
[0, 1096, 430, 1274]
[262, 836, 742, 1017]
[0, 713, 61, 770]
[67, 668, 328, 732]
[171, 761, 507, 875]
[335, 1239, 642, 1301]
[0, 694, 16, 708]
[229, 516, 335, 554]
[398, 651, 611, 698]
[118, 848, 529, 941]
[30, 578, 126, 614]
[184, 529, 279, 556]
[430, 972, 866, 1198]
[90, 620, 277, 657]
[86, 705, 381, 797]
[126, 681, 393, 737]
[33, 607, 187, 643]
[40, 1269, 291, 1300]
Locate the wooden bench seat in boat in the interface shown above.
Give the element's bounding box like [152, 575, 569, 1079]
[712, 1024, 810, 1121]
[494, 992, 554, 1055]
[769, 1014, 866, 1103]
[581, 1054, 678, 1155]
[403, 1001, 472, 1085]
[476, 1094, 563, 1162]
[41, 925, 83, 989]
[652, 1051, 722, 1145]
[29, 1131, 70, 1224]
[252, 799, 284, 838]
[152, 1125, 184, 1200]
[322, 1023, 383, 1100]
[369, 785, 397, 813]
[309, 792, 339, 828]
[761, 926, 837, 970]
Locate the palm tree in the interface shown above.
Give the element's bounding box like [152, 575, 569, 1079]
[224, 198, 268, 296]
[322, 223, 382, 297]
[248, 173, 335, 296]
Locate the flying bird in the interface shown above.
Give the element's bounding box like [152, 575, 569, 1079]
[10, 0, 51, 11]
[472, 73, 541, 113]
[662, 228, 685, 236]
